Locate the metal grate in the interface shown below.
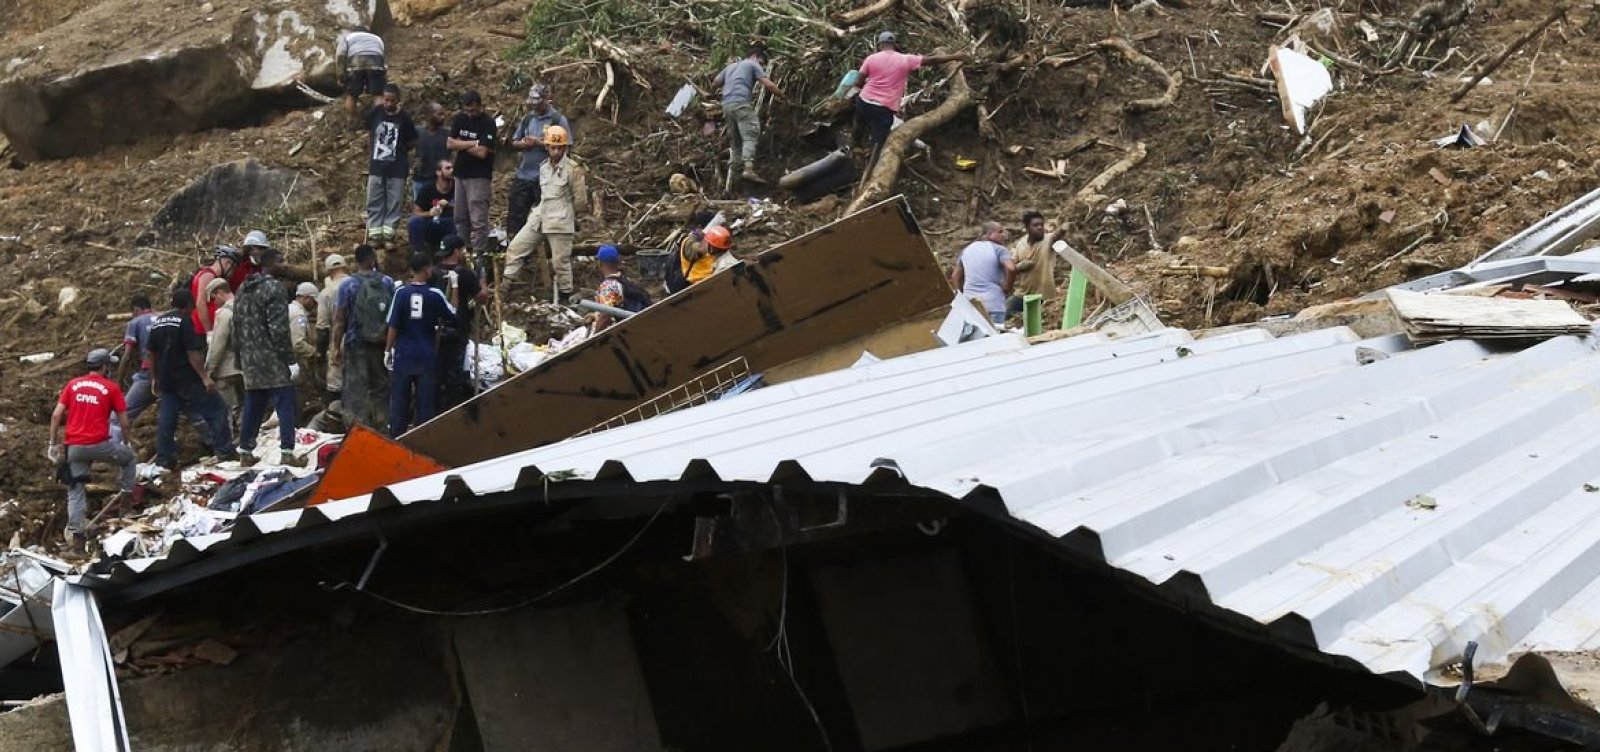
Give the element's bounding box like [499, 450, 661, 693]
[577, 357, 751, 436]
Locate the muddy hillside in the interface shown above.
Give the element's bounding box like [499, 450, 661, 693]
[0, 0, 1588, 545]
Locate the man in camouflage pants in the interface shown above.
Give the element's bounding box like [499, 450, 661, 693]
[233, 248, 303, 466]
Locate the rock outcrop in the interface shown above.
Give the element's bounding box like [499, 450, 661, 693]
[146, 159, 324, 242]
[0, 0, 391, 161]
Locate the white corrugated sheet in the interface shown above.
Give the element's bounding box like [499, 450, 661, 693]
[90, 323, 1600, 692]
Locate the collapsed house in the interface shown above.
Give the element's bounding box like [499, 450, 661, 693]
[6, 198, 1600, 750]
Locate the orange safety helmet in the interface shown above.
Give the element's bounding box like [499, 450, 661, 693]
[703, 225, 732, 250]
[544, 124, 570, 146]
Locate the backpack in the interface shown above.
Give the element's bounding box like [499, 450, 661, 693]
[617, 275, 652, 313]
[353, 273, 391, 345]
[663, 234, 692, 295]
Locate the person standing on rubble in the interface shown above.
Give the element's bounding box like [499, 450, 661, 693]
[290, 282, 320, 411]
[233, 249, 302, 467]
[429, 235, 485, 410]
[853, 31, 969, 158]
[148, 288, 235, 470]
[331, 245, 396, 428]
[447, 90, 498, 260]
[49, 348, 141, 547]
[336, 25, 387, 119]
[413, 102, 450, 202]
[187, 245, 241, 334]
[505, 125, 588, 303]
[1008, 210, 1064, 315]
[950, 221, 1016, 325]
[118, 293, 158, 424]
[408, 158, 456, 254]
[386, 253, 455, 437]
[363, 83, 419, 245]
[714, 44, 784, 184]
[203, 278, 244, 430]
[507, 84, 571, 240]
[590, 244, 652, 335]
[316, 254, 349, 407]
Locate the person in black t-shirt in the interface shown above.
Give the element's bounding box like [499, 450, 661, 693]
[146, 288, 236, 468]
[413, 102, 449, 202]
[446, 90, 498, 256]
[429, 235, 487, 409]
[362, 83, 418, 245]
[407, 159, 456, 254]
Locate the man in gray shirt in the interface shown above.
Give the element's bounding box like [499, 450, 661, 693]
[507, 84, 572, 238]
[413, 102, 449, 202]
[950, 221, 1017, 325]
[713, 44, 783, 184]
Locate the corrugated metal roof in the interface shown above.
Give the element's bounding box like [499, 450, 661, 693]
[86, 322, 1600, 692]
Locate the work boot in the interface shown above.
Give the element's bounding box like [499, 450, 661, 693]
[236, 449, 258, 467]
[742, 164, 766, 184]
[277, 450, 307, 468]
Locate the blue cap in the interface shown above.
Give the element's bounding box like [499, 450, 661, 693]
[596, 245, 621, 264]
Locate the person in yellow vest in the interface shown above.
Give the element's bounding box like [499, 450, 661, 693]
[504, 124, 589, 303]
[681, 225, 737, 286]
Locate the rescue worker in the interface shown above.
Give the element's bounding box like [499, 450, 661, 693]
[713, 44, 784, 184]
[504, 124, 589, 303]
[233, 249, 302, 466]
[680, 225, 738, 286]
[290, 282, 320, 410]
[203, 277, 244, 428]
[49, 348, 140, 547]
[315, 254, 350, 406]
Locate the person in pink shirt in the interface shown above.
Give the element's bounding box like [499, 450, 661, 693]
[854, 31, 969, 156]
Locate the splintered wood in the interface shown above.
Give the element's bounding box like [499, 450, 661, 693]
[1386, 289, 1592, 341]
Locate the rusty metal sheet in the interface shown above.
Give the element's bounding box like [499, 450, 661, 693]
[401, 197, 950, 466]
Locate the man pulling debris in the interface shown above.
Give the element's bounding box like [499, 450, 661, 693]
[507, 84, 571, 239]
[362, 83, 418, 245]
[50, 348, 141, 547]
[853, 31, 968, 158]
[1009, 210, 1065, 314]
[950, 221, 1016, 325]
[505, 125, 588, 303]
[713, 44, 783, 184]
[680, 225, 738, 286]
[336, 25, 387, 119]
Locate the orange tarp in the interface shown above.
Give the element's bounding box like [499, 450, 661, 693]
[307, 424, 449, 506]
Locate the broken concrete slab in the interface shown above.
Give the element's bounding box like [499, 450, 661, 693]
[401, 198, 952, 466]
[145, 159, 323, 243]
[0, 0, 391, 161]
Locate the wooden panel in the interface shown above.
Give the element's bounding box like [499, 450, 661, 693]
[402, 198, 950, 467]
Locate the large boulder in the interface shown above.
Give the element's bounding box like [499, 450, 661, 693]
[146, 159, 324, 242]
[0, 0, 391, 162]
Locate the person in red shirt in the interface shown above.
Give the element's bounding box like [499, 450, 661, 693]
[49, 348, 140, 545]
[189, 245, 242, 334]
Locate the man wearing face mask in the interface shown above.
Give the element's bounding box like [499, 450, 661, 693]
[362, 83, 419, 245]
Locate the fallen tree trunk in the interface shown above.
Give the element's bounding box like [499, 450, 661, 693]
[845, 66, 976, 215]
[1075, 140, 1147, 206]
[1095, 37, 1182, 112]
[833, 0, 899, 25]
